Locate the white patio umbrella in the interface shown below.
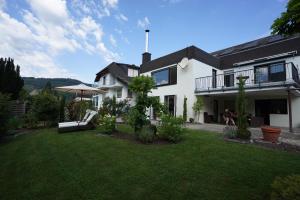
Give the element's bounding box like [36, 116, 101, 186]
[55, 83, 105, 101]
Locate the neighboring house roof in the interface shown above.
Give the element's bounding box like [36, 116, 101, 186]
[212, 34, 300, 69]
[94, 62, 139, 84]
[140, 45, 220, 73]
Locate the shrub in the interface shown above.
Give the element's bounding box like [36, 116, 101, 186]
[271, 175, 300, 200]
[99, 96, 130, 117]
[189, 118, 194, 123]
[137, 125, 155, 143]
[23, 111, 38, 129]
[99, 115, 116, 134]
[158, 114, 184, 143]
[7, 116, 24, 130]
[32, 92, 59, 127]
[0, 93, 10, 135]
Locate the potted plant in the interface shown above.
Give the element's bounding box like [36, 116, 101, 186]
[261, 126, 281, 143]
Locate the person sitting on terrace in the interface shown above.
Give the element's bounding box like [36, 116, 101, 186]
[223, 108, 236, 126]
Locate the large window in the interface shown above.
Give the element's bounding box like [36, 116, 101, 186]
[255, 62, 285, 83]
[152, 66, 177, 86]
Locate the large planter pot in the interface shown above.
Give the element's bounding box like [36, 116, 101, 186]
[261, 126, 281, 143]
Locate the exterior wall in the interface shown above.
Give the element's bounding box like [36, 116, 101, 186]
[141, 59, 222, 122]
[93, 73, 135, 110]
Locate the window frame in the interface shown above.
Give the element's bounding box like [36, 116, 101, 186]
[254, 61, 286, 83]
[151, 66, 177, 87]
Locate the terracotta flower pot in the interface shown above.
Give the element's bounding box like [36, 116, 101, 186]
[261, 126, 281, 143]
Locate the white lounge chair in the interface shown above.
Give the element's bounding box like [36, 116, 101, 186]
[58, 110, 98, 133]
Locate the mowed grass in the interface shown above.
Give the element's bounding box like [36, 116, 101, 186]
[0, 125, 300, 200]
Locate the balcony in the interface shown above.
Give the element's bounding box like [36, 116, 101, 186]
[195, 62, 300, 93]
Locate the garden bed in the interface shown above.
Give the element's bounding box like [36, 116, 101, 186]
[224, 137, 300, 153]
[98, 130, 172, 145]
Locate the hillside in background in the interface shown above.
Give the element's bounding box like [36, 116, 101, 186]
[23, 77, 89, 92]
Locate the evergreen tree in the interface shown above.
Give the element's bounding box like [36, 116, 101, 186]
[0, 58, 24, 99]
[236, 76, 251, 140]
[183, 96, 187, 122]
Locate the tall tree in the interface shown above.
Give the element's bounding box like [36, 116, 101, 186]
[0, 58, 24, 99]
[271, 0, 300, 35]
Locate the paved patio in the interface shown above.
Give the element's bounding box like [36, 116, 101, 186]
[185, 123, 300, 147]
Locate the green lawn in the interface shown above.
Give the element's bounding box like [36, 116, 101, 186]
[0, 125, 300, 200]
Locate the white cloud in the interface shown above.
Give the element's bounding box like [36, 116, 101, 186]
[102, 0, 118, 8]
[26, 0, 69, 24]
[0, 0, 120, 79]
[109, 34, 117, 47]
[71, 0, 118, 18]
[137, 17, 150, 29]
[115, 13, 128, 22]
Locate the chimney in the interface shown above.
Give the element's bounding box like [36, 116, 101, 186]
[142, 29, 151, 64]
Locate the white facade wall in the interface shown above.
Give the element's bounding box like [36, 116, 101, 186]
[141, 59, 222, 122]
[93, 73, 135, 110]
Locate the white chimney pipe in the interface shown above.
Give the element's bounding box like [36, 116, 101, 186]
[145, 29, 149, 53]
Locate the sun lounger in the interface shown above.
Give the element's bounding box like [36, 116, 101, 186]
[58, 110, 98, 133]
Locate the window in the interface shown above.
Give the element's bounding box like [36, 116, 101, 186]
[103, 76, 106, 85]
[255, 66, 268, 83]
[152, 66, 177, 86]
[127, 89, 132, 98]
[270, 63, 285, 82]
[255, 62, 285, 83]
[128, 69, 138, 77]
[224, 70, 234, 87]
[153, 69, 169, 86]
[116, 88, 122, 98]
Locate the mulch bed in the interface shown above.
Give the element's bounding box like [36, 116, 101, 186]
[97, 130, 172, 145]
[224, 137, 300, 153]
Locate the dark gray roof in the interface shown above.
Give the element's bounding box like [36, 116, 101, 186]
[94, 62, 139, 84]
[140, 45, 220, 73]
[212, 34, 300, 69]
[140, 34, 300, 73]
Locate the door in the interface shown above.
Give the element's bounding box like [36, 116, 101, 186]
[164, 95, 176, 116]
[255, 100, 270, 125]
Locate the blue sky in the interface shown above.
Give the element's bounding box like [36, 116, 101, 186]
[0, 0, 288, 83]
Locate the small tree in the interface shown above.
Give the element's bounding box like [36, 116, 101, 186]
[183, 96, 187, 122]
[32, 92, 60, 127]
[271, 0, 300, 36]
[128, 75, 155, 132]
[236, 76, 251, 140]
[193, 96, 204, 123]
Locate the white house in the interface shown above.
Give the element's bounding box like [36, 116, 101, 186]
[139, 33, 300, 131]
[92, 62, 139, 109]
